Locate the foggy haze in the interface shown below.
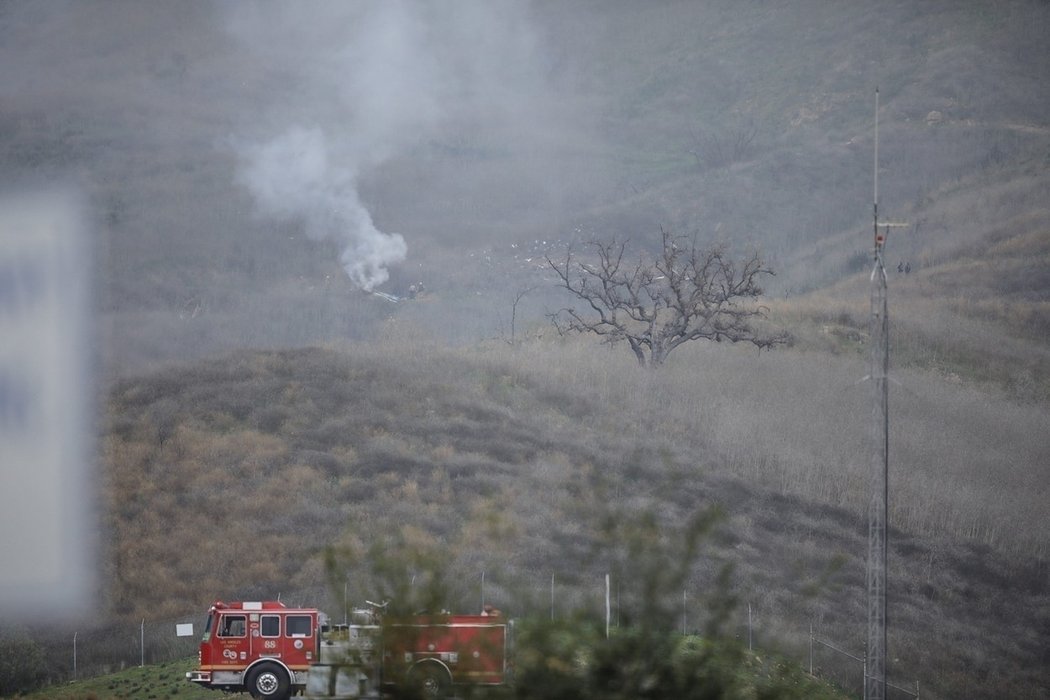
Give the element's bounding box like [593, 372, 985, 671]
[0, 0, 1047, 362]
[1, 0, 589, 288]
[0, 0, 591, 619]
[224, 1, 567, 290]
[1, 6, 1048, 697]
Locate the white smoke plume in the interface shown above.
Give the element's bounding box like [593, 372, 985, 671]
[236, 125, 406, 291]
[225, 1, 552, 291]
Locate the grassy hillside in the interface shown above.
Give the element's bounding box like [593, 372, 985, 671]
[3, 1, 1048, 373]
[90, 335, 1049, 700]
[775, 211, 1050, 403]
[10, 658, 244, 700]
[4, 2, 1048, 699]
[12, 649, 851, 700]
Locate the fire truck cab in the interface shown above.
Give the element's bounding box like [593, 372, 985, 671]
[187, 600, 321, 699]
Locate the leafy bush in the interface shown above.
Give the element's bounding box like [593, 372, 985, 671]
[0, 628, 48, 696]
[512, 621, 844, 700]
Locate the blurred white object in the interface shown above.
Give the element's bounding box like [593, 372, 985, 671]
[0, 187, 94, 620]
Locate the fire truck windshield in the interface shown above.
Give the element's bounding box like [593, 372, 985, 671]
[202, 613, 213, 641]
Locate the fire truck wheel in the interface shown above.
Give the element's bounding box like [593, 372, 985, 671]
[246, 662, 291, 700]
[410, 664, 451, 699]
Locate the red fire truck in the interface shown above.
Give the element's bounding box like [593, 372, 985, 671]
[186, 600, 321, 698]
[187, 600, 511, 699]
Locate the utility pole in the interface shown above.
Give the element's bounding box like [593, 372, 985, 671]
[866, 87, 907, 700]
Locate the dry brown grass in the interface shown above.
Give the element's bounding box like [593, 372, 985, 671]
[97, 327, 1050, 698]
[773, 220, 1050, 404]
[488, 335, 1049, 559]
[471, 337, 1049, 699]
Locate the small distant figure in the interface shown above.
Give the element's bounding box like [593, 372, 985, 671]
[897, 260, 904, 274]
[481, 604, 501, 617]
[904, 261, 911, 274]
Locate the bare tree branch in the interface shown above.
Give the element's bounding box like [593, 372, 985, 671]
[497, 285, 537, 345]
[547, 230, 790, 367]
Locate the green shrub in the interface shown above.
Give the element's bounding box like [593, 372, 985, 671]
[0, 629, 48, 696]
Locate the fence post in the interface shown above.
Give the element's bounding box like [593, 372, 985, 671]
[550, 573, 555, 621]
[605, 574, 610, 639]
[682, 589, 687, 635]
[747, 602, 752, 651]
[73, 631, 77, 679]
[140, 619, 145, 667]
[809, 623, 813, 675]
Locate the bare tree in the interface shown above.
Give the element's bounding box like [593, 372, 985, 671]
[547, 229, 789, 367]
[495, 285, 537, 345]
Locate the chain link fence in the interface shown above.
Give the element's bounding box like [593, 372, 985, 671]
[28, 613, 204, 686]
[21, 578, 920, 699]
[806, 630, 919, 699]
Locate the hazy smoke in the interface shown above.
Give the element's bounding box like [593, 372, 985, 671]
[237, 125, 406, 291]
[226, 1, 555, 290]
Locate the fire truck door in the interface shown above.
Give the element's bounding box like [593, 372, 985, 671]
[216, 613, 250, 665]
[283, 613, 315, 665]
[259, 613, 281, 658]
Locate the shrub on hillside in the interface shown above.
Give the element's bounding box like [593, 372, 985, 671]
[0, 628, 48, 695]
[511, 620, 844, 700]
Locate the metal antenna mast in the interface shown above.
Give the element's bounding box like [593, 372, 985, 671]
[867, 87, 907, 700]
